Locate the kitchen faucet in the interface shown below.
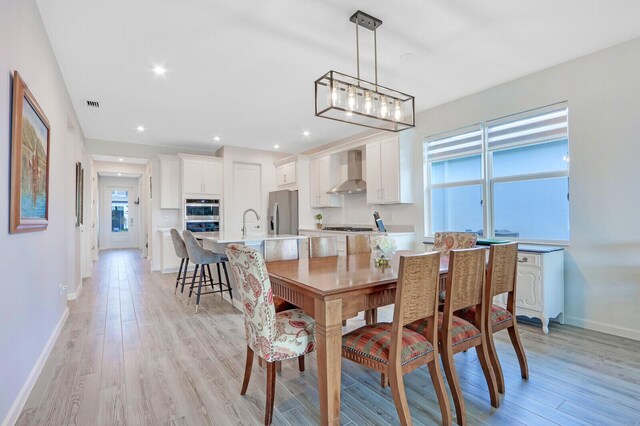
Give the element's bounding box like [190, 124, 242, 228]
[242, 208, 260, 238]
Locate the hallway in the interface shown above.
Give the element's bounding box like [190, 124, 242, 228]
[16, 249, 640, 425]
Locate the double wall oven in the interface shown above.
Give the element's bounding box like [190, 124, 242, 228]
[184, 198, 220, 233]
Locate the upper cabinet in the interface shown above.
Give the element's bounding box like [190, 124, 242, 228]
[158, 155, 181, 209]
[365, 135, 413, 204]
[309, 155, 341, 208]
[276, 161, 297, 187]
[180, 154, 223, 196]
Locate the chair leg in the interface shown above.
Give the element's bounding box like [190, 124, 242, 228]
[380, 373, 389, 388]
[507, 324, 529, 380]
[475, 342, 500, 408]
[207, 264, 215, 290]
[181, 258, 190, 294]
[175, 258, 184, 294]
[485, 327, 505, 394]
[441, 344, 466, 426]
[195, 266, 205, 313]
[216, 263, 223, 295]
[265, 362, 277, 425]
[428, 360, 452, 426]
[298, 355, 305, 372]
[222, 262, 233, 301]
[241, 346, 254, 395]
[388, 365, 411, 426]
[186, 264, 199, 301]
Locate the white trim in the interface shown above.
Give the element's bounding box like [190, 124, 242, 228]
[2, 307, 70, 426]
[66, 280, 83, 301]
[564, 315, 640, 341]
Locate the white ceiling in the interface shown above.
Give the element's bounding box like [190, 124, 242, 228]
[36, 1, 640, 154]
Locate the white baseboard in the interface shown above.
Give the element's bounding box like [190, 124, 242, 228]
[66, 279, 83, 301]
[2, 307, 70, 426]
[565, 315, 640, 341]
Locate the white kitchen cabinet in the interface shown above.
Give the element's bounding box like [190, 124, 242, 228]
[160, 230, 182, 273]
[276, 161, 297, 187]
[309, 155, 341, 208]
[366, 135, 412, 204]
[158, 155, 181, 209]
[180, 155, 223, 196]
[424, 243, 564, 333]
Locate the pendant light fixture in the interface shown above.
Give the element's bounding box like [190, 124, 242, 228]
[315, 10, 415, 132]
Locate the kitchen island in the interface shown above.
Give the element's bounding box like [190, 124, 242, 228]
[196, 232, 307, 255]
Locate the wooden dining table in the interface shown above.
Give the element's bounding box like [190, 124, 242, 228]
[266, 251, 449, 426]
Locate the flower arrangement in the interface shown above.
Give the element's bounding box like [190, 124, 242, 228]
[371, 235, 397, 267]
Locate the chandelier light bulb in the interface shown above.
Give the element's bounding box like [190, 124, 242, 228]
[364, 91, 373, 114]
[379, 95, 389, 118]
[347, 85, 358, 111]
[393, 99, 403, 122]
[331, 81, 340, 106]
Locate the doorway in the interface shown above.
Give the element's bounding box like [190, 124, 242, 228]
[99, 176, 140, 250]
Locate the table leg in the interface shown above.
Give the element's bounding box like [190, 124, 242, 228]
[314, 298, 343, 426]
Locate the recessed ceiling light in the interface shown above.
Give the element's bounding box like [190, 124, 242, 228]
[152, 65, 167, 76]
[274, 144, 280, 149]
[302, 130, 310, 137]
[117, 173, 122, 176]
[136, 125, 145, 132]
[118, 158, 124, 162]
[213, 136, 221, 142]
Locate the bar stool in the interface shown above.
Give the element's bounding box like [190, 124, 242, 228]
[170, 228, 192, 295]
[182, 230, 233, 313]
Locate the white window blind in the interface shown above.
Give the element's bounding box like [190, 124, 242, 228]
[425, 126, 483, 161]
[487, 105, 568, 151]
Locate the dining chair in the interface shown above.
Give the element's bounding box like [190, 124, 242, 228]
[309, 236, 338, 258]
[264, 238, 299, 262]
[407, 247, 499, 426]
[225, 244, 316, 425]
[342, 252, 451, 426]
[182, 230, 233, 313]
[433, 232, 478, 256]
[345, 234, 377, 323]
[461, 242, 528, 394]
[346, 234, 371, 255]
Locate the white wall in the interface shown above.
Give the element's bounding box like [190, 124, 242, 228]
[0, 0, 87, 423]
[320, 37, 640, 340]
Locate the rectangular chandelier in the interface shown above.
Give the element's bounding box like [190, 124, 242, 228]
[314, 11, 415, 132]
[315, 70, 415, 132]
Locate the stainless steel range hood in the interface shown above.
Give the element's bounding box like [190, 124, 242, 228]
[327, 150, 366, 194]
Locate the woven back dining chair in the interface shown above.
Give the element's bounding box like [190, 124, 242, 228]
[433, 232, 478, 256]
[342, 252, 451, 425]
[309, 236, 338, 258]
[407, 247, 499, 426]
[461, 242, 528, 394]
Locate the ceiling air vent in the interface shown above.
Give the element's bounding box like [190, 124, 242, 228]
[86, 100, 100, 108]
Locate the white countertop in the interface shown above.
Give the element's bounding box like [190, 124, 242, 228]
[195, 232, 307, 244]
[298, 228, 415, 236]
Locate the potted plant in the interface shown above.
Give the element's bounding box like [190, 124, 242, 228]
[314, 213, 323, 230]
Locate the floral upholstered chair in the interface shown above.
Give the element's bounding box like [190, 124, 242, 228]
[433, 232, 478, 256]
[225, 244, 315, 425]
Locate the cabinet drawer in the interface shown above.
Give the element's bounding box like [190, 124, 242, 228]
[517, 253, 541, 267]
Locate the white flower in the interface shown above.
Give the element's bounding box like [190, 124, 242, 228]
[372, 235, 397, 256]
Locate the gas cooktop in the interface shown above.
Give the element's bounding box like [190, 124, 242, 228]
[322, 226, 375, 232]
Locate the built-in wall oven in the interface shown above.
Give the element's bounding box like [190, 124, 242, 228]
[184, 198, 220, 233]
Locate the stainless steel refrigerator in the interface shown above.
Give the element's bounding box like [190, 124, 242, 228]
[268, 190, 298, 235]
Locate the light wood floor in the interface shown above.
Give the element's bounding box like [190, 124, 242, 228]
[16, 249, 640, 425]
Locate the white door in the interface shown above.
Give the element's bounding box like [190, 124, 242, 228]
[232, 163, 262, 238]
[381, 138, 400, 203]
[366, 142, 382, 204]
[99, 177, 140, 249]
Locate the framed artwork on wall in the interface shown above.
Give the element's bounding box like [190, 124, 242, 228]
[10, 71, 51, 234]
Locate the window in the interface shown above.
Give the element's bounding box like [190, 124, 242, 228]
[111, 190, 129, 232]
[425, 103, 569, 242]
